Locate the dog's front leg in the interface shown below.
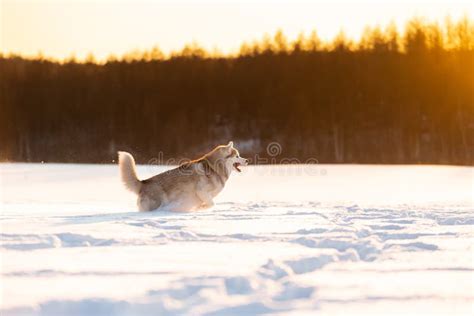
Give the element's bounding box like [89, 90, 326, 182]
[197, 191, 214, 209]
[201, 200, 214, 209]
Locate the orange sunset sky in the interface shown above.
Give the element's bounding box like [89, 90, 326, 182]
[1, 0, 473, 61]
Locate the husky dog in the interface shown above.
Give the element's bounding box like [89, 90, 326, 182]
[118, 142, 248, 212]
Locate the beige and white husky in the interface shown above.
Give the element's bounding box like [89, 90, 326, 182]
[118, 142, 248, 212]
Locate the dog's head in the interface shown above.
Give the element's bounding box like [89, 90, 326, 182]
[208, 141, 248, 173]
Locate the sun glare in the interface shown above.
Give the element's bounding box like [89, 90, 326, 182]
[1, 0, 473, 61]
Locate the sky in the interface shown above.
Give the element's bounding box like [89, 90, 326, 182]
[1, 0, 473, 61]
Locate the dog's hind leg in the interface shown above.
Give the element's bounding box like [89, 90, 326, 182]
[138, 195, 161, 212]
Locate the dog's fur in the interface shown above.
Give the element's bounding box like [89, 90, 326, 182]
[118, 142, 248, 212]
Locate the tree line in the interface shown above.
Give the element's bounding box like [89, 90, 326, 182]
[1, 17, 473, 164]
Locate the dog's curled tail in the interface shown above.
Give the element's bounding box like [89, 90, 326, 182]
[118, 151, 142, 194]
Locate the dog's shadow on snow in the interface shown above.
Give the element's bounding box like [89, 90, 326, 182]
[54, 201, 316, 226]
[53, 201, 329, 226]
[55, 209, 198, 225]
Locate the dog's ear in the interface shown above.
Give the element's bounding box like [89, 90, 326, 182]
[227, 141, 234, 148]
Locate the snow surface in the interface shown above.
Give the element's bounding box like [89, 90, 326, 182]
[1, 163, 473, 315]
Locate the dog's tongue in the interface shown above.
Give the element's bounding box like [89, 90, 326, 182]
[233, 163, 241, 172]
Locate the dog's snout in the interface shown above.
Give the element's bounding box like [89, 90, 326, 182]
[245, 159, 249, 164]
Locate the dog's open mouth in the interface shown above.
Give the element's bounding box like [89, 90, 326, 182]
[233, 162, 242, 172]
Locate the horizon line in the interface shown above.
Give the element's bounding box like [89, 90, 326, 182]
[2, 15, 473, 64]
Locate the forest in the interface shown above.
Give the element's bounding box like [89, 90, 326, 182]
[1, 17, 473, 164]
